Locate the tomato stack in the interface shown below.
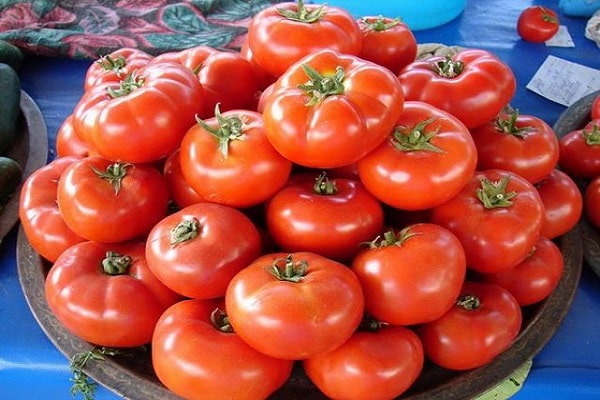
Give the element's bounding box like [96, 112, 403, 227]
[18, 1, 585, 399]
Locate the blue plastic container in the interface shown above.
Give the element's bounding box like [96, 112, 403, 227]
[325, 1, 467, 30]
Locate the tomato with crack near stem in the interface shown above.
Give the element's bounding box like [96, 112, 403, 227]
[18, 156, 86, 263]
[83, 47, 153, 91]
[247, 0, 362, 78]
[584, 175, 600, 230]
[55, 115, 92, 158]
[430, 169, 545, 273]
[72, 61, 204, 164]
[162, 149, 204, 209]
[351, 223, 467, 326]
[558, 119, 600, 179]
[179, 106, 293, 208]
[265, 171, 384, 262]
[517, 6, 560, 43]
[592, 94, 600, 120]
[418, 281, 522, 371]
[57, 156, 170, 243]
[225, 252, 365, 360]
[45, 240, 181, 347]
[303, 316, 424, 400]
[398, 48, 516, 129]
[477, 236, 564, 306]
[470, 108, 559, 184]
[145, 202, 262, 299]
[262, 49, 404, 168]
[357, 100, 477, 210]
[535, 168, 583, 239]
[152, 299, 293, 400]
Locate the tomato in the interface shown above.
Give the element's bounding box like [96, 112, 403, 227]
[262, 49, 404, 168]
[418, 281, 522, 371]
[240, 39, 277, 91]
[83, 47, 153, 91]
[247, 0, 362, 78]
[152, 299, 293, 400]
[55, 115, 92, 158]
[265, 171, 384, 262]
[162, 149, 204, 209]
[398, 49, 516, 129]
[357, 16, 417, 74]
[179, 107, 292, 208]
[470, 108, 559, 184]
[351, 224, 466, 326]
[592, 94, 600, 120]
[478, 236, 564, 306]
[517, 6, 560, 43]
[558, 119, 600, 179]
[535, 168, 583, 239]
[357, 101, 477, 210]
[72, 61, 204, 164]
[18, 156, 86, 263]
[57, 156, 170, 243]
[303, 318, 424, 400]
[225, 252, 364, 360]
[145, 202, 262, 299]
[152, 46, 260, 117]
[584, 175, 600, 230]
[430, 169, 545, 273]
[45, 240, 181, 347]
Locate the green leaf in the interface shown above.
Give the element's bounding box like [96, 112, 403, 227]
[161, 4, 210, 34]
[474, 360, 533, 400]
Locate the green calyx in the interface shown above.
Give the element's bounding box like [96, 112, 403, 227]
[91, 162, 131, 195]
[583, 122, 600, 146]
[392, 118, 445, 153]
[360, 16, 401, 32]
[456, 293, 481, 310]
[298, 63, 345, 106]
[476, 175, 517, 209]
[364, 226, 419, 249]
[277, 0, 324, 23]
[313, 171, 338, 195]
[433, 56, 465, 78]
[494, 109, 533, 138]
[196, 104, 246, 158]
[101, 251, 132, 275]
[170, 217, 200, 246]
[107, 73, 145, 98]
[210, 308, 234, 333]
[269, 254, 308, 283]
[96, 55, 126, 76]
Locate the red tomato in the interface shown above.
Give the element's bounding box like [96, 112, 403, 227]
[18, 156, 86, 262]
[357, 16, 417, 74]
[558, 119, 600, 179]
[535, 168, 583, 239]
[162, 149, 204, 209]
[265, 172, 384, 262]
[72, 61, 204, 164]
[398, 49, 516, 129]
[357, 101, 477, 210]
[478, 236, 564, 306]
[418, 281, 522, 371]
[517, 6, 560, 43]
[240, 39, 278, 91]
[45, 240, 181, 347]
[145, 202, 262, 299]
[225, 252, 364, 360]
[592, 94, 600, 120]
[351, 223, 467, 326]
[57, 156, 170, 243]
[247, 0, 362, 77]
[55, 115, 92, 158]
[585, 175, 600, 229]
[83, 47, 153, 91]
[470, 109, 559, 184]
[430, 169, 545, 273]
[262, 49, 404, 168]
[179, 108, 292, 208]
[152, 299, 293, 400]
[303, 319, 424, 400]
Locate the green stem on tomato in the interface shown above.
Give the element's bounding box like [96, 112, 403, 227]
[313, 171, 338, 195]
[494, 109, 533, 138]
[476, 175, 517, 209]
[433, 56, 464, 78]
[298, 64, 345, 106]
[91, 162, 130, 195]
[196, 103, 246, 158]
[107, 73, 145, 98]
[360, 16, 401, 32]
[277, 0, 324, 23]
[170, 217, 200, 246]
[456, 294, 481, 310]
[269, 254, 308, 283]
[391, 118, 444, 153]
[364, 226, 419, 249]
[583, 122, 600, 146]
[210, 308, 235, 333]
[101, 251, 132, 275]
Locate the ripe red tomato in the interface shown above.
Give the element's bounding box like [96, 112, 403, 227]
[535, 168, 583, 239]
[517, 6, 560, 43]
[46, 240, 181, 347]
[398, 49, 516, 129]
[262, 49, 404, 168]
[162, 149, 204, 209]
[55, 115, 92, 158]
[592, 94, 600, 120]
[303, 320, 424, 400]
[418, 281, 522, 371]
[357, 16, 417, 74]
[430, 169, 545, 273]
[18, 156, 86, 262]
[584, 175, 600, 229]
[357, 101, 477, 210]
[351, 223, 466, 326]
[470, 109, 559, 184]
[478, 236, 564, 306]
[225, 252, 364, 360]
[265, 172, 384, 262]
[247, 0, 362, 77]
[152, 299, 293, 400]
[145, 202, 262, 299]
[57, 156, 170, 243]
[179, 108, 292, 208]
[558, 119, 600, 179]
[83, 47, 153, 91]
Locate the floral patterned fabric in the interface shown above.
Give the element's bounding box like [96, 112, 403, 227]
[0, 0, 286, 59]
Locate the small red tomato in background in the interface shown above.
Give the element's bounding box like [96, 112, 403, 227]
[592, 94, 600, 120]
[585, 175, 600, 230]
[517, 6, 560, 43]
[83, 47, 153, 91]
[558, 119, 600, 179]
[357, 16, 417, 74]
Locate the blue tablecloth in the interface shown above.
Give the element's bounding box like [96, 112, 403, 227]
[1, 0, 600, 399]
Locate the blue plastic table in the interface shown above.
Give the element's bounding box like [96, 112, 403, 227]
[2, 0, 600, 399]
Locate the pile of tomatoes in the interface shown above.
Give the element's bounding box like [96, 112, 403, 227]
[17, 1, 590, 399]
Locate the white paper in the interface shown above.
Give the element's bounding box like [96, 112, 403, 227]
[526, 55, 600, 106]
[545, 25, 575, 47]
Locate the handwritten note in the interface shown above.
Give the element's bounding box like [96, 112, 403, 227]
[526, 55, 600, 106]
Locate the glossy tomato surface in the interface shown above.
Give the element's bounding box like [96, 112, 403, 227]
[517, 6, 560, 43]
